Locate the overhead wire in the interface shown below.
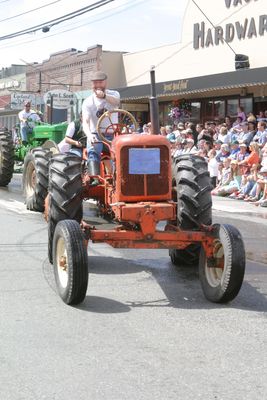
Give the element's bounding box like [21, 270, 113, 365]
[1, 0, 252, 91]
[0, 0, 115, 41]
[0, 0, 62, 23]
[1, 0, 147, 91]
[0, 0, 143, 50]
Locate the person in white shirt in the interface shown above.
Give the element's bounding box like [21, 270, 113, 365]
[82, 71, 120, 185]
[208, 149, 219, 188]
[18, 101, 41, 144]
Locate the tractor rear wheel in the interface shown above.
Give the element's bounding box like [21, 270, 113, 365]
[48, 153, 83, 263]
[0, 129, 15, 186]
[199, 224, 245, 303]
[169, 154, 212, 266]
[23, 147, 52, 211]
[53, 219, 88, 305]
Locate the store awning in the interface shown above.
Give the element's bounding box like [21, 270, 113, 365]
[118, 66, 267, 101]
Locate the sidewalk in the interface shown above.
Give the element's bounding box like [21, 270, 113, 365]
[212, 196, 267, 265]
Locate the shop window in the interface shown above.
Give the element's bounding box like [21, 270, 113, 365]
[227, 99, 239, 118]
[240, 98, 253, 115]
[214, 101, 225, 120]
[190, 102, 201, 122]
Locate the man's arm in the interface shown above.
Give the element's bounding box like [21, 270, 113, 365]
[65, 122, 83, 148]
[105, 90, 120, 107]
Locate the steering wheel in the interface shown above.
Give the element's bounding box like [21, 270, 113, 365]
[96, 109, 138, 144]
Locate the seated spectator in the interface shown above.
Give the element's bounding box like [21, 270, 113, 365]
[238, 121, 255, 146]
[249, 166, 267, 203]
[234, 163, 259, 200]
[236, 143, 249, 162]
[216, 143, 230, 163]
[166, 125, 176, 143]
[182, 138, 198, 154]
[214, 140, 223, 154]
[229, 141, 240, 159]
[196, 123, 204, 138]
[260, 142, 267, 168]
[141, 124, 149, 134]
[174, 122, 185, 138]
[253, 121, 267, 148]
[217, 126, 228, 143]
[212, 159, 242, 196]
[186, 122, 198, 144]
[160, 126, 167, 136]
[211, 157, 231, 196]
[232, 116, 243, 129]
[238, 141, 261, 170]
[247, 112, 257, 123]
[256, 110, 266, 122]
[173, 138, 184, 158]
[198, 148, 208, 160]
[224, 115, 232, 130]
[226, 126, 239, 144]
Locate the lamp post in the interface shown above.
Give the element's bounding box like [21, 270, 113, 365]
[46, 93, 54, 124]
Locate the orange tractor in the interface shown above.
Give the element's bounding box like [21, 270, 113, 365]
[45, 71, 245, 306]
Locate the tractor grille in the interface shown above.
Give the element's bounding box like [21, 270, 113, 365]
[120, 145, 169, 197]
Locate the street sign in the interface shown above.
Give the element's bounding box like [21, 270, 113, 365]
[43, 89, 76, 110]
[10, 93, 42, 109]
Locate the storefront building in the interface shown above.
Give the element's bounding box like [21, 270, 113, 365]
[0, 65, 26, 129]
[119, 0, 267, 125]
[25, 45, 126, 123]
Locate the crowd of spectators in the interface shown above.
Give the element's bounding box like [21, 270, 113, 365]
[140, 108, 267, 208]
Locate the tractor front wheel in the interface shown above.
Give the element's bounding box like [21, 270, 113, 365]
[53, 219, 88, 305]
[169, 154, 212, 266]
[199, 224, 245, 303]
[0, 129, 15, 186]
[23, 147, 52, 211]
[48, 153, 83, 263]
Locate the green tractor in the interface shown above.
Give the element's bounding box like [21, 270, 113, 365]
[0, 113, 68, 211]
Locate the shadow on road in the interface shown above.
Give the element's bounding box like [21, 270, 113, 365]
[72, 254, 267, 313]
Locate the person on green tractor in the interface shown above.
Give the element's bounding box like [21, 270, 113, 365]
[82, 71, 120, 186]
[18, 100, 41, 145]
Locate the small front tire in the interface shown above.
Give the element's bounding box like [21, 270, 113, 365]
[53, 219, 88, 305]
[199, 224, 246, 303]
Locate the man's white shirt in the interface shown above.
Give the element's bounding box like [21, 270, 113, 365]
[82, 90, 120, 143]
[18, 109, 40, 128]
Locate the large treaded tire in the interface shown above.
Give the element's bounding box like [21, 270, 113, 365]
[0, 129, 15, 186]
[53, 219, 88, 305]
[169, 154, 212, 266]
[22, 147, 52, 211]
[199, 224, 245, 303]
[48, 153, 83, 263]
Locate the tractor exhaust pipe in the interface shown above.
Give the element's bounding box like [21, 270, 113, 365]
[149, 67, 160, 135]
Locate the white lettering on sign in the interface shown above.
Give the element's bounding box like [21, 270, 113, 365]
[43, 89, 76, 109]
[225, 0, 258, 8]
[10, 93, 42, 109]
[0, 80, 20, 90]
[193, 14, 267, 49]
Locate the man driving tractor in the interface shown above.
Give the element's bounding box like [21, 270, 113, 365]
[18, 100, 41, 145]
[82, 71, 120, 185]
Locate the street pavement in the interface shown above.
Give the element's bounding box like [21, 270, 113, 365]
[212, 195, 267, 265]
[0, 174, 267, 400]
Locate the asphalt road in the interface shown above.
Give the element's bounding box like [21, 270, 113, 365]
[0, 173, 266, 400]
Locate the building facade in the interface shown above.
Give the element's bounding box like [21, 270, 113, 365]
[118, 0, 267, 125]
[26, 45, 126, 123]
[0, 65, 26, 129]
